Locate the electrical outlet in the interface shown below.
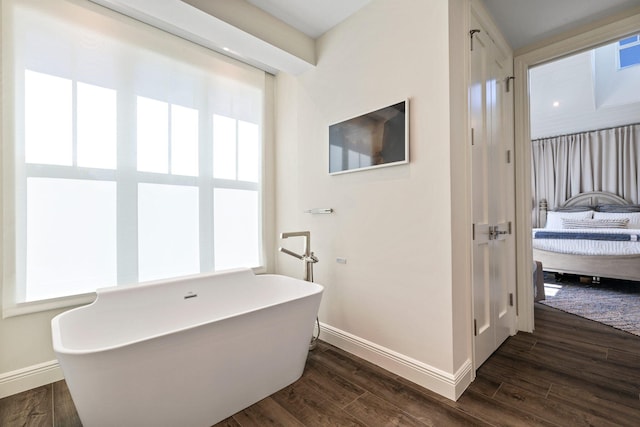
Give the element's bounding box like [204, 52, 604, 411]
[336, 257, 347, 264]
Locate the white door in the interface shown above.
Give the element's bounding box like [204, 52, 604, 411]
[470, 16, 516, 368]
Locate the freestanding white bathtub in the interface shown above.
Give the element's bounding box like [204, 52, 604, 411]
[51, 268, 323, 427]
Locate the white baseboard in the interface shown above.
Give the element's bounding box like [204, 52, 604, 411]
[319, 323, 473, 401]
[0, 360, 64, 399]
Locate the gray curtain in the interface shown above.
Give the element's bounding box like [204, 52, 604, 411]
[531, 123, 640, 227]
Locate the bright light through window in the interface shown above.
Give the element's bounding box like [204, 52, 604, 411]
[238, 121, 259, 183]
[25, 70, 72, 166]
[214, 188, 259, 270]
[213, 114, 237, 180]
[137, 96, 169, 173]
[171, 105, 199, 176]
[138, 183, 200, 282]
[77, 82, 117, 169]
[26, 178, 117, 301]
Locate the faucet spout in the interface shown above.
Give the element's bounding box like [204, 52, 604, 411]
[279, 231, 316, 282]
[280, 231, 311, 257]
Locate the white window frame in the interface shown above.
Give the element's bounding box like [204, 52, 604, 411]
[617, 34, 640, 69]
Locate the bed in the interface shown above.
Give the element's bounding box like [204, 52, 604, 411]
[532, 191, 640, 282]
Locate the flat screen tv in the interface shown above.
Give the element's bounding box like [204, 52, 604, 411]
[329, 100, 408, 175]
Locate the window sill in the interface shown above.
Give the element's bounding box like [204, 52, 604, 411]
[2, 293, 96, 319]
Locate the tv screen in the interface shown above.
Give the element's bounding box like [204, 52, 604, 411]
[329, 100, 408, 175]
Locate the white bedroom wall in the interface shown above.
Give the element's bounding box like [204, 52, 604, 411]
[530, 40, 640, 139]
[274, 0, 472, 397]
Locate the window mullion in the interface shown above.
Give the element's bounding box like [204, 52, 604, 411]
[168, 104, 173, 174]
[199, 107, 215, 273]
[116, 87, 139, 286]
[72, 81, 78, 166]
[235, 119, 240, 180]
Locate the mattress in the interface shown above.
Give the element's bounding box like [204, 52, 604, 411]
[532, 228, 640, 256]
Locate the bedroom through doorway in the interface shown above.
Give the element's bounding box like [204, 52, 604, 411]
[527, 35, 640, 336]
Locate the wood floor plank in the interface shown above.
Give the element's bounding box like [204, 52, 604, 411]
[528, 340, 640, 384]
[0, 384, 52, 427]
[547, 382, 640, 426]
[493, 382, 622, 427]
[271, 377, 367, 426]
[534, 304, 640, 353]
[463, 375, 501, 398]
[607, 347, 640, 369]
[303, 357, 367, 408]
[490, 351, 640, 411]
[498, 339, 640, 395]
[214, 416, 242, 427]
[229, 397, 304, 427]
[453, 388, 558, 427]
[521, 331, 609, 359]
[343, 392, 428, 427]
[476, 356, 552, 397]
[53, 380, 82, 426]
[503, 332, 537, 351]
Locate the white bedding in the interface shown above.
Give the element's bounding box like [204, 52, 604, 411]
[532, 228, 640, 256]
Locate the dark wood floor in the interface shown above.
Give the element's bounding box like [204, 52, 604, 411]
[2, 304, 639, 426]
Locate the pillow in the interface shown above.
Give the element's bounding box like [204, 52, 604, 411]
[562, 218, 629, 229]
[596, 204, 640, 213]
[594, 211, 640, 229]
[555, 206, 594, 212]
[545, 210, 593, 229]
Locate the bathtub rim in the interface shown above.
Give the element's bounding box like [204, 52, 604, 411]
[51, 269, 323, 356]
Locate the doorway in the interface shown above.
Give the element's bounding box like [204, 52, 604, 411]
[513, 12, 640, 333]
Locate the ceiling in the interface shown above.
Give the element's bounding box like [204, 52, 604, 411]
[246, 0, 372, 38]
[483, 0, 640, 51]
[247, 0, 640, 50]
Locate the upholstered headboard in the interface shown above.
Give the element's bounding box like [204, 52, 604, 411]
[538, 191, 630, 228]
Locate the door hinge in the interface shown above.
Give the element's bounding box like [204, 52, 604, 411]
[506, 149, 511, 163]
[506, 76, 515, 92]
[474, 319, 477, 336]
[509, 293, 514, 307]
[472, 223, 475, 240]
[471, 128, 475, 146]
[470, 29, 481, 51]
[508, 221, 512, 234]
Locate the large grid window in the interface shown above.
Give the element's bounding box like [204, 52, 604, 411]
[3, 0, 265, 310]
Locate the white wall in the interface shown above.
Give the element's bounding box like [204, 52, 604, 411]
[0, 307, 66, 397]
[274, 0, 472, 398]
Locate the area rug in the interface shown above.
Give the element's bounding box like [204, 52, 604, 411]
[540, 272, 640, 337]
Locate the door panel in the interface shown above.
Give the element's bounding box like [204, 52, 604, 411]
[470, 14, 516, 368]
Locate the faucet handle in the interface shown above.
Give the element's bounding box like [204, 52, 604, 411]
[304, 252, 319, 263]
